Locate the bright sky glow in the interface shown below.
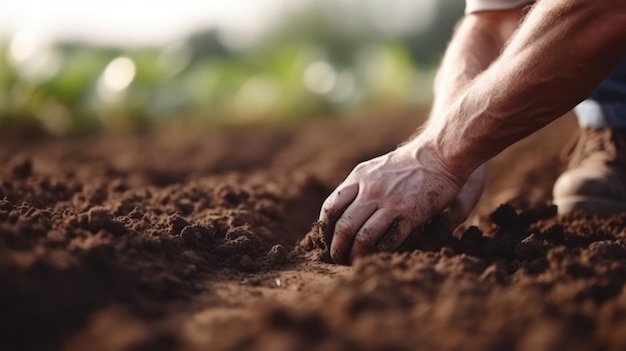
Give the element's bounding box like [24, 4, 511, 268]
[0, 0, 286, 47]
[0, 0, 435, 47]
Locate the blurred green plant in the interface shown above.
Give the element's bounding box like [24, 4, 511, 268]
[0, 0, 463, 136]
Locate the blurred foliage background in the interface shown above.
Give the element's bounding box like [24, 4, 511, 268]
[0, 0, 464, 136]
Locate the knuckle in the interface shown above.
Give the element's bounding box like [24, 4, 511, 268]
[364, 183, 383, 198]
[353, 163, 367, 173]
[334, 219, 353, 237]
[321, 199, 334, 213]
[354, 232, 375, 247]
[321, 199, 341, 216]
[323, 191, 339, 207]
[319, 210, 331, 223]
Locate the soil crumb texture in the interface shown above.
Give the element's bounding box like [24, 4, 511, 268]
[2, 112, 626, 351]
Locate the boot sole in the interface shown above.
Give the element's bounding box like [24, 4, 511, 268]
[554, 196, 626, 216]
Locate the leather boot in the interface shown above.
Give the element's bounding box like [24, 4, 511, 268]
[553, 128, 626, 215]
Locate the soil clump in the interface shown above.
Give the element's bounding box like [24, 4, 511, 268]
[3, 112, 626, 351]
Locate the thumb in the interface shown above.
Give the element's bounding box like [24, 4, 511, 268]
[443, 198, 473, 231]
[442, 164, 486, 230]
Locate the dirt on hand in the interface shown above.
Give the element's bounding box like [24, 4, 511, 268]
[2, 112, 626, 351]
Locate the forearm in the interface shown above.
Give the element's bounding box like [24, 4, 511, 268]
[431, 10, 523, 118]
[422, 0, 626, 179]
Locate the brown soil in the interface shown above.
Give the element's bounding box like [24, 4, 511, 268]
[2, 111, 626, 351]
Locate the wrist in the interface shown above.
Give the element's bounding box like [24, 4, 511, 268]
[401, 135, 470, 189]
[419, 94, 494, 179]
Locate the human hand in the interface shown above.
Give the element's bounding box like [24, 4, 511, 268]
[318, 140, 477, 264]
[442, 163, 486, 230]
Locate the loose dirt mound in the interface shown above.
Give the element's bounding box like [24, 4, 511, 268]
[2, 111, 625, 351]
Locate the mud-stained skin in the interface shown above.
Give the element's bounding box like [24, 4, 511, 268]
[376, 218, 405, 252]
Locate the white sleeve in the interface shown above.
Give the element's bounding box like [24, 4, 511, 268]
[465, 0, 535, 14]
